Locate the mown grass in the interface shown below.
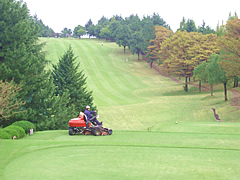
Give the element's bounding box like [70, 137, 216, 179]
[1, 38, 239, 179]
[1, 130, 240, 180]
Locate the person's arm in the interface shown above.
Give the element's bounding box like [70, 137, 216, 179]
[90, 111, 96, 114]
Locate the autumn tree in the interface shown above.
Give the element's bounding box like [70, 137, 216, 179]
[0, 79, 25, 123]
[160, 31, 219, 92]
[145, 26, 173, 68]
[159, 31, 201, 91]
[218, 18, 240, 87]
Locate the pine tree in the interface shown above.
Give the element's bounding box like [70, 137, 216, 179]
[0, 0, 71, 129]
[52, 46, 96, 112]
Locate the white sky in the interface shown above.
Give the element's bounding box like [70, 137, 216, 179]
[22, 0, 240, 33]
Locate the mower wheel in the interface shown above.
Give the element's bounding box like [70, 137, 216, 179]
[92, 127, 101, 136]
[108, 129, 112, 135]
[69, 128, 75, 135]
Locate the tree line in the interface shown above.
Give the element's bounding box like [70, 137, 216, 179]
[0, 0, 95, 130]
[147, 12, 239, 102]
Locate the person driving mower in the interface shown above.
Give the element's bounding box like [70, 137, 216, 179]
[83, 106, 102, 128]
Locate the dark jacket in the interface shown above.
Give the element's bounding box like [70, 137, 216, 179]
[84, 109, 95, 120]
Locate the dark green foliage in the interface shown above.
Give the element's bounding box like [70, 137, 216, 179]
[73, 25, 85, 38]
[61, 27, 72, 37]
[85, 19, 93, 34]
[6, 125, 25, 138]
[97, 16, 109, 28]
[33, 15, 55, 37]
[3, 126, 19, 139]
[129, 31, 146, 59]
[177, 17, 197, 32]
[0, 129, 11, 139]
[0, 0, 72, 130]
[115, 25, 131, 53]
[52, 46, 96, 114]
[151, 12, 170, 28]
[197, 20, 215, 34]
[12, 120, 36, 134]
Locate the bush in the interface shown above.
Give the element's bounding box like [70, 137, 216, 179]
[0, 129, 11, 139]
[3, 127, 20, 139]
[12, 121, 36, 134]
[6, 125, 25, 138]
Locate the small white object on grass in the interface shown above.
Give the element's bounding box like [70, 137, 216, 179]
[175, 121, 178, 124]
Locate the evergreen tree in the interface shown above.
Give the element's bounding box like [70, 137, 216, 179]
[0, 0, 70, 129]
[52, 46, 96, 112]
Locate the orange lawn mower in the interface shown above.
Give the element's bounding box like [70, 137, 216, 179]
[68, 113, 112, 136]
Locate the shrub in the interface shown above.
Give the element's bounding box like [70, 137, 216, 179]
[3, 127, 20, 139]
[0, 129, 11, 139]
[12, 121, 36, 134]
[6, 125, 25, 138]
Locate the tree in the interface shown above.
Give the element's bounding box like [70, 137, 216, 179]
[115, 25, 131, 53]
[146, 26, 173, 67]
[94, 25, 102, 39]
[197, 20, 215, 34]
[85, 19, 93, 36]
[88, 25, 95, 37]
[52, 46, 96, 112]
[177, 18, 197, 32]
[0, 0, 70, 129]
[205, 54, 228, 100]
[160, 30, 219, 92]
[61, 27, 72, 37]
[77, 29, 87, 38]
[97, 16, 109, 27]
[216, 20, 226, 37]
[193, 61, 208, 92]
[141, 17, 155, 43]
[151, 12, 170, 28]
[109, 20, 121, 40]
[125, 14, 142, 32]
[159, 31, 201, 91]
[99, 26, 112, 41]
[129, 31, 146, 60]
[33, 15, 55, 37]
[218, 18, 240, 81]
[73, 25, 85, 38]
[0, 79, 25, 122]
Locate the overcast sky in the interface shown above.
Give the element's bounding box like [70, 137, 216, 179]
[22, 0, 240, 33]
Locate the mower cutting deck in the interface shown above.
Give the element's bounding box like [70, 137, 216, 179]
[68, 115, 112, 136]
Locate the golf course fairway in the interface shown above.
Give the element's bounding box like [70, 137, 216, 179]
[1, 38, 240, 179]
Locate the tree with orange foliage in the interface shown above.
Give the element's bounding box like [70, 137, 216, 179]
[145, 26, 173, 68]
[218, 18, 240, 87]
[159, 31, 219, 92]
[0, 79, 25, 122]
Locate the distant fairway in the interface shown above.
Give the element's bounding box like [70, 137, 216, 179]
[1, 38, 240, 180]
[41, 38, 239, 130]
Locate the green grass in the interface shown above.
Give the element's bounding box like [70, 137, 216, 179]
[1, 38, 240, 179]
[1, 130, 240, 179]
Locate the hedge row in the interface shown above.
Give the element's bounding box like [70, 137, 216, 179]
[0, 121, 36, 139]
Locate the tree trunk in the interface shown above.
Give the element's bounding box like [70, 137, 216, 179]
[199, 80, 201, 92]
[224, 82, 227, 101]
[185, 76, 188, 92]
[150, 61, 153, 68]
[137, 53, 140, 60]
[124, 46, 125, 53]
[189, 76, 190, 82]
[210, 85, 213, 96]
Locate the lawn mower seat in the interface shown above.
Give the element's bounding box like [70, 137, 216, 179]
[83, 115, 87, 122]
